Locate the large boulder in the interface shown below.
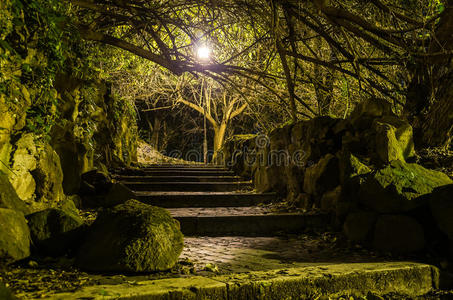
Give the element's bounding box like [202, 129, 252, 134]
[0, 174, 29, 214]
[254, 165, 286, 194]
[429, 184, 453, 240]
[220, 134, 257, 177]
[0, 208, 30, 263]
[76, 200, 184, 272]
[373, 214, 425, 254]
[80, 170, 112, 195]
[359, 160, 452, 213]
[26, 208, 84, 256]
[33, 143, 65, 206]
[7, 134, 66, 210]
[81, 182, 135, 208]
[291, 117, 341, 165]
[303, 154, 340, 196]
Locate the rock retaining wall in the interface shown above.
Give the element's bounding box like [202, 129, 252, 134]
[217, 98, 453, 255]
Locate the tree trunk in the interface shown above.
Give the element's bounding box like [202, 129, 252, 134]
[150, 117, 161, 149]
[405, 3, 453, 148]
[408, 65, 453, 148]
[213, 122, 227, 160]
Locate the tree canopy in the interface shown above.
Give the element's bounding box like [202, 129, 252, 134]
[69, 0, 453, 147]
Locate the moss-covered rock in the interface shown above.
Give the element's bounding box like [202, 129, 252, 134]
[26, 208, 84, 256]
[0, 174, 29, 214]
[359, 160, 453, 213]
[76, 200, 184, 272]
[373, 215, 425, 254]
[0, 208, 30, 263]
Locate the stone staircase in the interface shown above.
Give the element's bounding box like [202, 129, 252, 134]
[113, 164, 329, 236]
[50, 164, 443, 299]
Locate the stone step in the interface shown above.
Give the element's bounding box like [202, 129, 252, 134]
[115, 169, 236, 177]
[135, 192, 277, 207]
[140, 164, 225, 169]
[168, 207, 330, 236]
[114, 175, 243, 182]
[50, 262, 439, 299]
[123, 181, 253, 192]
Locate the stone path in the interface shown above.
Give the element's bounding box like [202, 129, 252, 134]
[180, 234, 388, 274]
[80, 164, 444, 300]
[114, 164, 328, 236]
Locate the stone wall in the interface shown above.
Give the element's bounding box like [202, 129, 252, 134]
[218, 98, 453, 255]
[0, 80, 138, 212]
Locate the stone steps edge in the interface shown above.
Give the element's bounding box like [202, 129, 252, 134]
[46, 262, 439, 299]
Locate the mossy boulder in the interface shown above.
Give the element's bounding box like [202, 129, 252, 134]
[429, 184, 453, 240]
[359, 160, 453, 213]
[76, 200, 184, 272]
[0, 208, 30, 263]
[373, 215, 425, 254]
[0, 174, 29, 214]
[26, 208, 84, 256]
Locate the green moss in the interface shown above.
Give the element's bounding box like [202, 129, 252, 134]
[360, 160, 453, 213]
[76, 200, 184, 273]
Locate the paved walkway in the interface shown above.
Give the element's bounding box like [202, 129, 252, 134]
[181, 234, 388, 274]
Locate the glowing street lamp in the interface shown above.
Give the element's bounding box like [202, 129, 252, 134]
[197, 45, 211, 61]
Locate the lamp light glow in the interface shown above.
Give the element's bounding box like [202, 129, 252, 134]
[197, 46, 210, 60]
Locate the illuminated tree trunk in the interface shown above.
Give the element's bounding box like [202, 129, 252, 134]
[213, 122, 228, 154]
[177, 97, 247, 160]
